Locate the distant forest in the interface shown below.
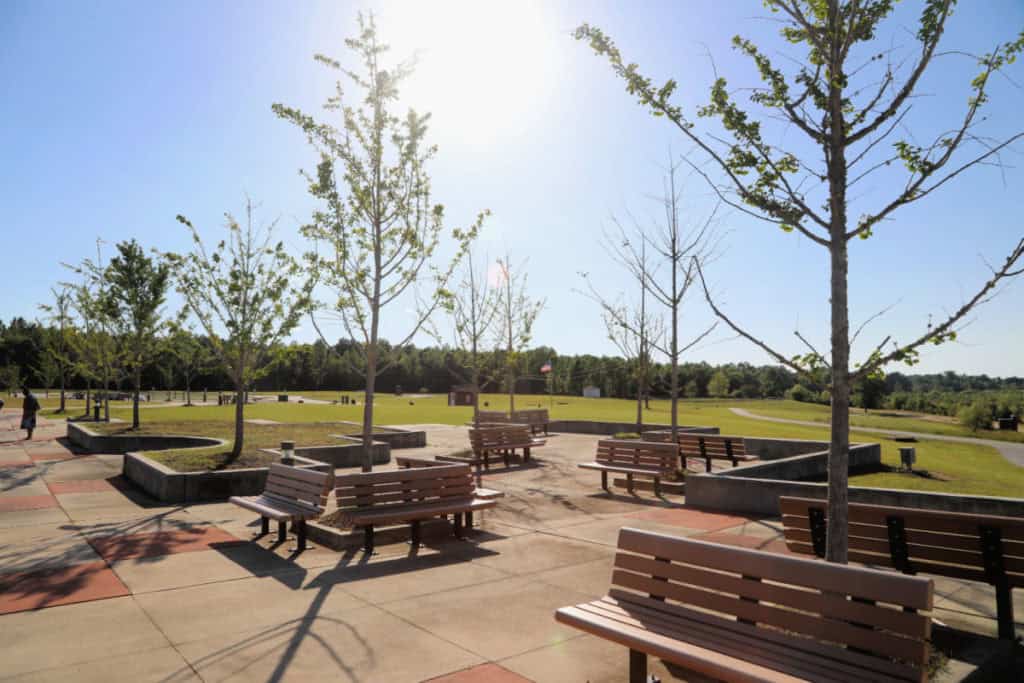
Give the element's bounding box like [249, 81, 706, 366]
[1, 316, 1021, 420]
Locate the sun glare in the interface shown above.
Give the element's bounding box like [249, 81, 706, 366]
[378, 1, 558, 142]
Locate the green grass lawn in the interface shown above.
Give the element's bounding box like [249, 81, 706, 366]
[740, 399, 1024, 443]
[35, 392, 1023, 496]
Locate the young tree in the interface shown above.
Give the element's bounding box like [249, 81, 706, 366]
[494, 254, 544, 413]
[38, 287, 74, 412]
[577, 1, 1024, 561]
[708, 369, 731, 398]
[65, 241, 121, 421]
[171, 199, 310, 460]
[104, 240, 171, 429]
[274, 14, 485, 470]
[589, 160, 719, 438]
[582, 232, 664, 432]
[449, 248, 500, 425]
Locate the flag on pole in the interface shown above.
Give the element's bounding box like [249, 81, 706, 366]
[540, 360, 552, 374]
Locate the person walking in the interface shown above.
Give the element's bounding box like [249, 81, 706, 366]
[21, 387, 40, 440]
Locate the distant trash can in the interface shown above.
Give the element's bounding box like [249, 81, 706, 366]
[899, 447, 916, 472]
[278, 394, 289, 402]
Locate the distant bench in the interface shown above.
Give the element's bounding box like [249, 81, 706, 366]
[645, 432, 757, 471]
[440, 425, 545, 471]
[780, 496, 1024, 640]
[229, 463, 331, 552]
[579, 439, 678, 496]
[334, 463, 497, 553]
[556, 528, 934, 683]
[511, 408, 550, 436]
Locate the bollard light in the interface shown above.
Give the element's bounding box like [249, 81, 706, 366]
[280, 440, 295, 464]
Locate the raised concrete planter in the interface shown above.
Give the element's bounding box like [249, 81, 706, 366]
[551, 420, 719, 436]
[123, 451, 328, 503]
[330, 425, 427, 450]
[289, 441, 391, 469]
[685, 439, 1024, 518]
[67, 421, 224, 453]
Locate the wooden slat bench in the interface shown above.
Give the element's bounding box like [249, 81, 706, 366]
[334, 463, 498, 553]
[229, 463, 331, 551]
[579, 440, 678, 496]
[780, 496, 1024, 640]
[453, 425, 545, 471]
[466, 410, 511, 427]
[511, 408, 550, 435]
[556, 528, 934, 683]
[653, 433, 757, 472]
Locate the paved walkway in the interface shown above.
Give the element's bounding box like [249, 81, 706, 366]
[730, 407, 1024, 467]
[0, 418, 1018, 681]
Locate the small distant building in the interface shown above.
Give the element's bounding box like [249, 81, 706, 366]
[582, 385, 601, 399]
[448, 384, 478, 407]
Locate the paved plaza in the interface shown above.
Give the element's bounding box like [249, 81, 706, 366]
[0, 412, 1020, 681]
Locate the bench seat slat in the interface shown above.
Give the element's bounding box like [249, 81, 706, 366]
[335, 464, 469, 486]
[229, 495, 321, 521]
[598, 593, 921, 682]
[579, 463, 667, 476]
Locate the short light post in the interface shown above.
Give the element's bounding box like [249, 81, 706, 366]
[280, 440, 295, 465]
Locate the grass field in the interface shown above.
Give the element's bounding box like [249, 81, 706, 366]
[13, 391, 1022, 495]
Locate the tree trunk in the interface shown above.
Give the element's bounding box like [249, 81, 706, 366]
[362, 344, 378, 472]
[58, 366, 65, 414]
[132, 366, 141, 429]
[85, 383, 91, 417]
[825, 5, 850, 564]
[232, 384, 244, 458]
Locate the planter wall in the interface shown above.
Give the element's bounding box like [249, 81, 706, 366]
[551, 420, 719, 436]
[123, 451, 329, 503]
[67, 421, 224, 453]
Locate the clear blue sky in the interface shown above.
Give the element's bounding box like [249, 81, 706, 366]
[3, 1, 1022, 376]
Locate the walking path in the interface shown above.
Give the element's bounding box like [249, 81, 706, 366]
[730, 407, 1024, 467]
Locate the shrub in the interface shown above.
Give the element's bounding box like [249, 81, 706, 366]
[787, 384, 814, 403]
[958, 402, 992, 432]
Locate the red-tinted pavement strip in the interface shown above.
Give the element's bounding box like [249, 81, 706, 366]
[695, 532, 794, 554]
[626, 507, 757, 532]
[0, 495, 60, 512]
[27, 449, 77, 463]
[46, 479, 117, 495]
[425, 663, 532, 683]
[0, 561, 130, 614]
[88, 526, 245, 562]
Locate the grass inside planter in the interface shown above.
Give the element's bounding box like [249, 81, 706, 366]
[92, 420, 366, 472]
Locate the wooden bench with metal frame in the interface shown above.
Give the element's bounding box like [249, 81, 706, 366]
[334, 463, 498, 553]
[453, 425, 545, 471]
[229, 463, 331, 552]
[511, 408, 550, 436]
[556, 527, 934, 683]
[579, 440, 679, 496]
[646, 432, 758, 472]
[780, 495, 1023, 640]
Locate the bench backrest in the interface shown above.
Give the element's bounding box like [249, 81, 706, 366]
[676, 433, 748, 458]
[334, 463, 476, 515]
[469, 425, 535, 450]
[511, 408, 549, 425]
[611, 528, 933, 683]
[595, 439, 677, 472]
[264, 463, 331, 511]
[780, 497, 1024, 588]
[475, 410, 510, 424]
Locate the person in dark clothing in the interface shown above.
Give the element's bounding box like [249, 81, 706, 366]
[21, 387, 39, 440]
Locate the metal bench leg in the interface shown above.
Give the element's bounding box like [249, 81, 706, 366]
[363, 525, 375, 554]
[653, 477, 661, 497]
[260, 517, 269, 536]
[296, 519, 307, 552]
[453, 513, 464, 538]
[503, 451, 510, 467]
[601, 470, 609, 491]
[524, 447, 531, 461]
[465, 511, 473, 528]
[995, 578, 1015, 640]
[277, 520, 287, 543]
[629, 649, 658, 683]
[627, 473, 634, 493]
[410, 520, 421, 547]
